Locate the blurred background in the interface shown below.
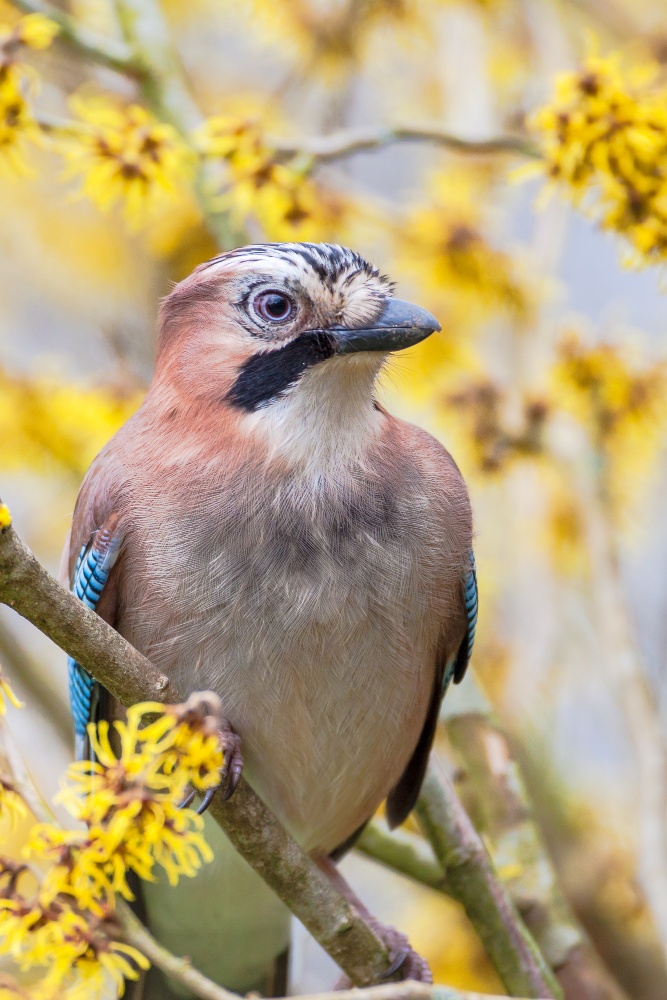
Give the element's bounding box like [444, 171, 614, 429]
[3, 0, 667, 996]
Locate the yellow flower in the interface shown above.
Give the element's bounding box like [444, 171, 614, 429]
[46, 935, 149, 999]
[62, 96, 196, 228]
[532, 52, 667, 265]
[398, 167, 531, 324]
[0, 862, 148, 998]
[445, 378, 549, 478]
[0, 503, 10, 528]
[0, 13, 58, 172]
[196, 115, 339, 239]
[1, 697, 222, 996]
[552, 330, 667, 510]
[132, 692, 224, 792]
[27, 695, 221, 912]
[0, 367, 143, 480]
[0, 77, 39, 174]
[392, 166, 534, 407]
[0, 776, 27, 829]
[12, 14, 59, 50]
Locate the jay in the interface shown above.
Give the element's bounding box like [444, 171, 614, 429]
[62, 242, 477, 997]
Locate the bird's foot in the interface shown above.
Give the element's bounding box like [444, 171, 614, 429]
[334, 921, 432, 989]
[197, 719, 243, 813]
[174, 693, 243, 813]
[375, 924, 432, 983]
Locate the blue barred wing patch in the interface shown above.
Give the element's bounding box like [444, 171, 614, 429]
[68, 523, 120, 758]
[444, 550, 478, 694]
[462, 550, 478, 669]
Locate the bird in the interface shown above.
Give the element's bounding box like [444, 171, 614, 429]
[62, 242, 477, 998]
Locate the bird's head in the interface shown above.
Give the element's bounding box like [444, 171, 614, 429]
[155, 243, 440, 468]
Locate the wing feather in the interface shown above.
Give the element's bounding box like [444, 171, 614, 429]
[67, 514, 121, 760]
[385, 549, 478, 829]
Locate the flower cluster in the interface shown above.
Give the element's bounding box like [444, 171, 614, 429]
[447, 378, 549, 476]
[399, 169, 532, 326]
[532, 53, 667, 265]
[0, 14, 59, 171]
[553, 331, 667, 507]
[0, 694, 223, 997]
[0, 367, 142, 480]
[0, 859, 148, 999]
[29, 694, 223, 909]
[62, 97, 196, 227]
[542, 470, 589, 577]
[197, 115, 339, 237]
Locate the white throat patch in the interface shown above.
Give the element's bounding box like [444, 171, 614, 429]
[243, 354, 385, 478]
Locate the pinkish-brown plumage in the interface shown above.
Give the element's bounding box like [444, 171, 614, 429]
[64, 242, 473, 993]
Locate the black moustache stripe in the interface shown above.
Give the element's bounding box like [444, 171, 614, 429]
[226, 330, 337, 412]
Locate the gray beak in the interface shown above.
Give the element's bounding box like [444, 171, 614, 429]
[330, 298, 441, 354]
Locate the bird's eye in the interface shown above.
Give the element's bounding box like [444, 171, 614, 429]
[252, 291, 295, 324]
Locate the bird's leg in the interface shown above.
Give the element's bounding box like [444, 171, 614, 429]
[312, 854, 432, 985]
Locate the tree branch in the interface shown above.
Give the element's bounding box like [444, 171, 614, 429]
[416, 767, 562, 1000]
[358, 820, 445, 892]
[443, 695, 631, 1000]
[0, 679, 540, 1000]
[272, 125, 540, 164]
[0, 517, 393, 986]
[579, 460, 667, 960]
[10, 0, 138, 76]
[118, 901, 540, 1000]
[358, 674, 632, 1000]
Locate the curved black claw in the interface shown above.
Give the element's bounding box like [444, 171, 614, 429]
[379, 929, 431, 984]
[195, 722, 244, 816]
[379, 949, 410, 981]
[178, 788, 196, 810]
[196, 786, 218, 815]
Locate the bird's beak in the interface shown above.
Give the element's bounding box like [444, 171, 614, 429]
[329, 298, 441, 354]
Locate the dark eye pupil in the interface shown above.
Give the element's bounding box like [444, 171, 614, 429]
[266, 295, 288, 317]
[255, 292, 292, 322]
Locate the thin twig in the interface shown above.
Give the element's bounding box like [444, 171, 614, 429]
[357, 820, 445, 891]
[272, 125, 540, 163]
[517, 728, 667, 1000]
[33, 111, 90, 138]
[116, 903, 239, 1000]
[0, 715, 54, 824]
[0, 617, 70, 743]
[580, 461, 667, 961]
[10, 0, 139, 76]
[0, 517, 394, 986]
[111, 0, 245, 251]
[117, 901, 539, 1000]
[416, 767, 562, 1000]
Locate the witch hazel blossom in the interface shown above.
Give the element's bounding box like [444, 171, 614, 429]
[0, 694, 223, 997]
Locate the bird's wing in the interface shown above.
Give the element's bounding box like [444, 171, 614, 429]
[65, 511, 122, 761]
[385, 549, 478, 829]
